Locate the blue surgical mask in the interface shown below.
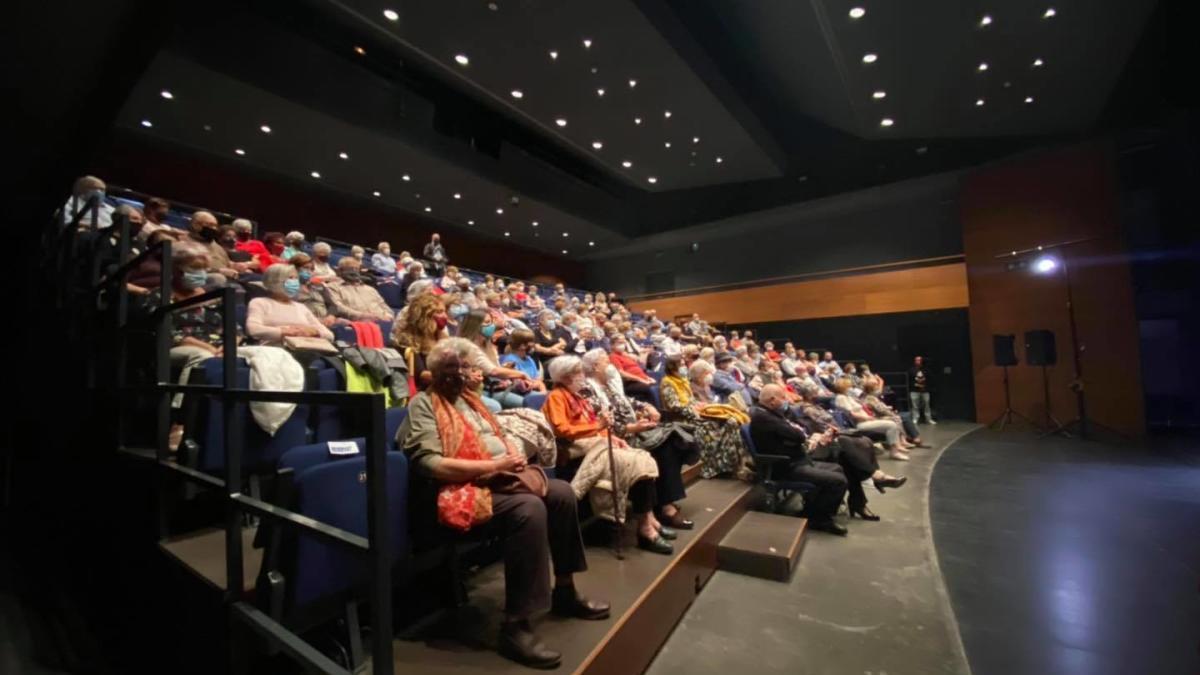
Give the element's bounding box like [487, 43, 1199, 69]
[181, 270, 208, 289]
[449, 304, 468, 320]
[545, 320, 557, 331]
[283, 279, 301, 298]
[481, 324, 496, 338]
[299, 270, 313, 283]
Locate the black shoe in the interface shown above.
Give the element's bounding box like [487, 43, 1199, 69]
[637, 534, 675, 555]
[849, 506, 881, 521]
[873, 476, 908, 493]
[551, 586, 610, 620]
[656, 525, 678, 540]
[499, 620, 561, 670]
[809, 519, 848, 536]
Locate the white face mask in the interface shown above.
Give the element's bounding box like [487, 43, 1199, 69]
[703, 374, 714, 386]
[567, 374, 586, 393]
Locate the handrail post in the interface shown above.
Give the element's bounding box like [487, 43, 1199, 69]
[154, 240, 174, 538]
[364, 393, 393, 675]
[222, 285, 244, 601]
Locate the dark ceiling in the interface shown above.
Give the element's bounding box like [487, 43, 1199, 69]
[111, 0, 1166, 259]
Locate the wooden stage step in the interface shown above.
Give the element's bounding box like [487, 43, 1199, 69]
[717, 511, 808, 582]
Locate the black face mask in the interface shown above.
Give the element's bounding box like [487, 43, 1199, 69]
[198, 228, 219, 242]
[339, 270, 362, 284]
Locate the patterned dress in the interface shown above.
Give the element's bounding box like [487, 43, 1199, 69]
[659, 376, 746, 479]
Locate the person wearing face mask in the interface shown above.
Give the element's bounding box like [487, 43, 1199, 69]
[497, 330, 549, 406]
[324, 258, 394, 322]
[609, 337, 656, 401]
[750, 385, 849, 535]
[423, 232, 447, 277]
[245, 264, 334, 346]
[390, 293, 450, 390]
[440, 265, 462, 292]
[189, 211, 245, 283]
[711, 352, 749, 404]
[532, 310, 570, 366]
[399, 261, 427, 298]
[288, 253, 343, 327]
[230, 219, 269, 262]
[61, 175, 114, 230]
[398, 339, 609, 669]
[443, 292, 469, 331]
[457, 310, 533, 408]
[255, 231, 288, 270]
[282, 231, 306, 260]
[543, 356, 672, 555]
[309, 242, 335, 278]
[350, 245, 366, 263]
[371, 241, 397, 276]
[658, 356, 749, 479]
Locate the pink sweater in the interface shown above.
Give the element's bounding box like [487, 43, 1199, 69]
[246, 297, 335, 345]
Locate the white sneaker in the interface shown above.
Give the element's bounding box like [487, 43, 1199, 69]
[928, 419, 938, 425]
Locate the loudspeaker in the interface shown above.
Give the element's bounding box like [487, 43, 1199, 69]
[1024, 329, 1057, 366]
[992, 334, 1017, 366]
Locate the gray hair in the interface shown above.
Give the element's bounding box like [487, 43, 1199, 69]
[735, 345, 748, 356]
[350, 245, 365, 256]
[171, 241, 209, 269]
[232, 218, 253, 233]
[427, 337, 481, 371]
[548, 355, 583, 384]
[312, 241, 331, 256]
[286, 230, 305, 244]
[406, 278, 434, 301]
[688, 359, 714, 382]
[581, 348, 610, 374]
[263, 263, 295, 293]
[539, 309, 558, 324]
[114, 203, 142, 219]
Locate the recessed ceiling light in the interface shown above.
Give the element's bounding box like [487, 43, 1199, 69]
[562, 232, 569, 237]
[453, 193, 461, 199]
[511, 89, 524, 99]
[504, 231, 510, 237]
[596, 88, 605, 97]
[338, 151, 349, 160]
[1043, 7, 1056, 19]
[160, 90, 174, 100]
[496, 208, 504, 214]
[140, 119, 153, 128]
[454, 54, 469, 66]
[664, 110, 672, 118]
[664, 142, 671, 148]
[260, 124, 271, 133]
[715, 156, 723, 163]
[589, 241, 595, 247]
[549, 50, 558, 60]
[424, 206, 432, 212]
[634, 117, 642, 125]
[1004, 81, 1012, 88]
[849, 7, 865, 19]
[402, 174, 411, 181]
[555, 118, 568, 127]
[978, 62, 989, 72]
[1033, 58, 1044, 67]
[980, 15, 992, 26]
[203, 124, 212, 131]
[373, 190, 381, 197]
[592, 141, 603, 150]
[532, 221, 539, 226]
[582, 39, 592, 48]
[872, 90, 887, 99]
[862, 53, 878, 64]
[621, 160, 632, 168]
[468, 220, 475, 225]
[383, 8, 399, 21]
[629, 79, 637, 88]
[354, 46, 366, 56]
[976, 98, 986, 106]
[880, 118, 894, 127]
[692, 136, 700, 144]
[647, 176, 658, 184]
[234, 148, 245, 156]
[562, 249, 568, 254]
[1025, 96, 1035, 104]
[310, 171, 321, 179]
[798, 175, 808, 182]
[487, 1, 498, 10]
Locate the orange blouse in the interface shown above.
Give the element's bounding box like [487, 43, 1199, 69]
[544, 388, 604, 441]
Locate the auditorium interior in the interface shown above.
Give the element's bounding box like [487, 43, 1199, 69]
[6, 1, 1200, 674]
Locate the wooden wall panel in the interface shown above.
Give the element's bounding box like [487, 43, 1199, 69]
[627, 263, 968, 323]
[962, 143, 1144, 436]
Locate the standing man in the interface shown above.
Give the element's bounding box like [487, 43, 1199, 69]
[908, 356, 935, 425]
[423, 232, 447, 277]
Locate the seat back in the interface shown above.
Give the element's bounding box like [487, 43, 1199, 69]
[279, 438, 365, 477]
[376, 283, 405, 310]
[384, 406, 408, 453]
[312, 366, 346, 442]
[332, 324, 357, 345]
[193, 358, 311, 474]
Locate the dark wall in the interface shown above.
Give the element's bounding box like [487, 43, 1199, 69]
[586, 174, 963, 297]
[87, 132, 585, 285]
[731, 309, 976, 421]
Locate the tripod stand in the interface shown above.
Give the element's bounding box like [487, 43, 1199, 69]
[1038, 364, 1070, 438]
[987, 365, 1035, 430]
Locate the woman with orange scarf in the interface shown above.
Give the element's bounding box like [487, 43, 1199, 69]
[542, 355, 674, 555]
[398, 338, 609, 669]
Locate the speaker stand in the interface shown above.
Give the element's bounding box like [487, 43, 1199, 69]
[987, 365, 1036, 431]
[1037, 365, 1070, 438]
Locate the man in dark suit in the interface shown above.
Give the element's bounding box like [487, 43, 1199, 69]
[750, 384, 849, 536]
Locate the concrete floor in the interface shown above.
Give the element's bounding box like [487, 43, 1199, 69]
[648, 423, 977, 675]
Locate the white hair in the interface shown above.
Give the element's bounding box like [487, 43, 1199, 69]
[312, 241, 331, 255]
[427, 337, 481, 371]
[263, 263, 295, 293]
[581, 348, 610, 374]
[350, 245, 365, 256]
[548, 355, 583, 384]
[688, 359, 714, 382]
[406, 278, 434, 301]
[286, 230, 305, 244]
[232, 218, 253, 233]
[171, 241, 209, 268]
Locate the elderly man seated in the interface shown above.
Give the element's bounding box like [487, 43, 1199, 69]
[398, 339, 610, 668]
[750, 384, 848, 536]
[324, 257, 394, 322]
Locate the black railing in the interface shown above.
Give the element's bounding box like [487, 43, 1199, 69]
[52, 194, 395, 675]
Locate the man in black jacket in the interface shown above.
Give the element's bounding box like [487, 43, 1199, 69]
[750, 384, 848, 535]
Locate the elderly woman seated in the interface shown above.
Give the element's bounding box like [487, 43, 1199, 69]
[324, 257, 394, 322]
[832, 378, 913, 460]
[861, 377, 928, 448]
[398, 339, 610, 669]
[310, 242, 336, 277]
[659, 356, 749, 479]
[458, 310, 537, 409]
[289, 253, 343, 327]
[543, 356, 675, 555]
[245, 264, 335, 346]
[370, 242, 397, 276]
[578, 349, 696, 530]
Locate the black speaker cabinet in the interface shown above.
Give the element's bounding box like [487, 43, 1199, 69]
[992, 334, 1017, 366]
[1024, 329, 1057, 366]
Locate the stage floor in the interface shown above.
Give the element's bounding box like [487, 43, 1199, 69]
[648, 422, 978, 675]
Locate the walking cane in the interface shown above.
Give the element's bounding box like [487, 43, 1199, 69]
[604, 420, 624, 560]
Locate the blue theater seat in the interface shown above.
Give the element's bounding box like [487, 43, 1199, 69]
[384, 407, 408, 452]
[312, 366, 346, 442]
[739, 423, 813, 514]
[376, 283, 405, 310]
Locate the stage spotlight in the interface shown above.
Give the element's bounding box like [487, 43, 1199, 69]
[1033, 256, 1058, 274]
